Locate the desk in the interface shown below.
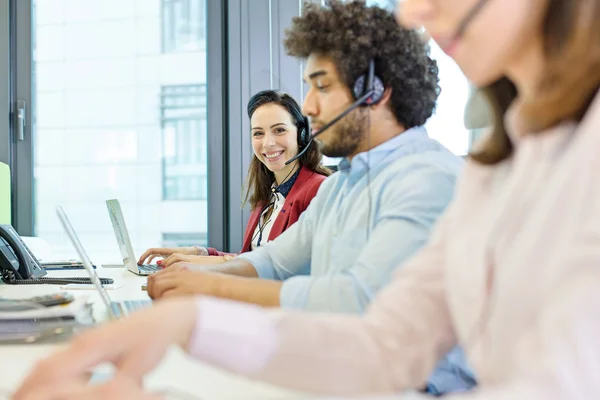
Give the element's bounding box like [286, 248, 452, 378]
[0, 266, 309, 399]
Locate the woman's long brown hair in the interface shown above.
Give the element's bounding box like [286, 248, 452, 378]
[470, 0, 600, 165]
[243, 90, 331, 210]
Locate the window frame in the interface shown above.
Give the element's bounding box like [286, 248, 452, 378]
[7, 0, 228, 252]
[161, 84, 208, 201]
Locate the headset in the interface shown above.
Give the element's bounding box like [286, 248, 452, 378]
[285, 58, 385, 165]
[288, 0, 491, 160]
[353, 59, 385, 107]
[298, 115, 311, 150]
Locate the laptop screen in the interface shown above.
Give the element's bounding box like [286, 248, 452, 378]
[105, 199, 137, 269]
[56, 206, 117, 320]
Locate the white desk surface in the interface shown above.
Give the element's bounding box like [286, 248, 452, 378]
[0, 266, 310, 399]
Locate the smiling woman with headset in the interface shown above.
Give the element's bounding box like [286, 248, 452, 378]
[138, 90, 330, 267]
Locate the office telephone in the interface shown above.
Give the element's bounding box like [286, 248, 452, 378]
[0, 224, 113, 285]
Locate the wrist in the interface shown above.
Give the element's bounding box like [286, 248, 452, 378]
[169, 298, 199, 349]
[192, 246, 208, 256]
[208, 272, 226, 298]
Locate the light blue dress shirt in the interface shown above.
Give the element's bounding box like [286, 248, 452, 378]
[238, 126, 476, 394]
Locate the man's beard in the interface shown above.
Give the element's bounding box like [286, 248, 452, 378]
[318, 108, 368, 158]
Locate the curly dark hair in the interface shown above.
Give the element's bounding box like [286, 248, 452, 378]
[284, 0, 440, 128]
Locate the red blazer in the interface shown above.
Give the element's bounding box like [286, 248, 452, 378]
[207, 165, 327, 256]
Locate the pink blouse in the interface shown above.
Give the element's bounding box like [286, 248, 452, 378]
[187, 90, 600, 399]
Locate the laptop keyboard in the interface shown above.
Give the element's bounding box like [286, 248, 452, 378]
[138, 264, 161, 273]
[110, 300, 152, 318]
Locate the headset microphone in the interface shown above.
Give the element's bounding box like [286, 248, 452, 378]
[285, 59, 383, 166]
[285, 91, 375, 165]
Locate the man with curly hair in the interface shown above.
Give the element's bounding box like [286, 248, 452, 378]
[144, 0, 473, 394]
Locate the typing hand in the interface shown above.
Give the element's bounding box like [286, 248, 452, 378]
[158, 254, 228, 269]
[13, 298, 197, 400]
[14, 375, 163, 400]
[137, 247, 203, 266]
[147, 265, 222, 300]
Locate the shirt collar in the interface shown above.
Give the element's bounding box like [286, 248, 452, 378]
[338, 126, 429, 175]
[273, 167, 301, 198]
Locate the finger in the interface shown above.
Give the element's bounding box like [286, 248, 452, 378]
[116, 342, 172, 381]
[15, 327, 131, 398]
[173, 254, 190, 267]
[15, 354, 87, 398]
[20, 381, 123, 400]
[162, 254, 177, 268]
[147, 273, 161, 299]
[153, 276, 181, 299]
[154, 266, 180, 278]
[19, 377, 165, 400]
[148, 252, 170, 265]
[151, 276, 181, 299]
[138, 248, 156, 265]
[164, 253, 187, 268]
[17, 380, 90, 400]
[139, 250, 162, 266]
[147, 277, 157, 300]
[146, 269, 177, 299]
[161, 287, 188, 299]
[140, 249, 174, 265]
[99, 375, 165, 400]
[15, 375, 90, 400]
[170, 261, 191, 270]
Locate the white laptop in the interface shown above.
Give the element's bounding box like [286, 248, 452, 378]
[105, 199, 160, 276]
[56, 206, 151, 319]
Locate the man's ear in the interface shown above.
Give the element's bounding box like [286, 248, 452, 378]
[373, 87, 392, 109]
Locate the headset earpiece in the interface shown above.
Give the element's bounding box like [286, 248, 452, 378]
[298, 115, 311, 150]
[285, 62, 381, 166]
[352, 59, 385, 105]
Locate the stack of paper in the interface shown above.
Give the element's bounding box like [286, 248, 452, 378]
[0, 296, 95, 344]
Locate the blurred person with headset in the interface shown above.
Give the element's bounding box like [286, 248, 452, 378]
[33, 0, 599, 398]
[138, 90, 330, 266]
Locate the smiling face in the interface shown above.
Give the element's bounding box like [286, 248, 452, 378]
[398, 0, 549, 87]
[250, 103, 300, 176]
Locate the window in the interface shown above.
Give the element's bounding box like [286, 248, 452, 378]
[162, 0, 206, 53]
[162, 232, 207, 247]
[29, 0, 211, 262]
[425, 42, 470, 155]
[161, 84, 208, 201]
